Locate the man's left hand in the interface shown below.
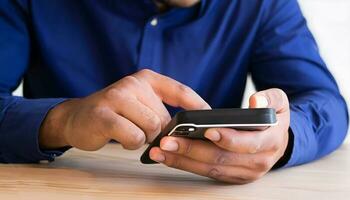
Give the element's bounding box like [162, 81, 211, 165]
[149, 88, 290, 184]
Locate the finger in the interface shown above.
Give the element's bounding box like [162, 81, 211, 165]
[139, 90, 171, 130]
[104, 76, 171, 130]
[131, 78, 172, 129]
[96, 108, 146, 150]
[116, 96, 162, 143]
[204, 128, 278, 154]
[159, 136, 275, 171]
[132, 69, 211, 110]
[149, 147, 263, 184]
[249, 88, 289, 113]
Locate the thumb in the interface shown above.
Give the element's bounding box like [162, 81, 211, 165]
[249, 88, 289, 113]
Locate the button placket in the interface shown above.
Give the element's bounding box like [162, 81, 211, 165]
[137, 17, 161, 70]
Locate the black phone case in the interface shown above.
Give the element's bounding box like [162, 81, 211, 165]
[140, 108, 277, 164]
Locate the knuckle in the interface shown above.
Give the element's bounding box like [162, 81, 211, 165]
[124, 75, 139, 83]
[137, 69, 155, 78]
[177, 84, 193, 95]
[144, 113, 161, 133]
[274, 88, 286, 97]
[90, 105, 109, 118]
[207, 167, 221, 179]
[275, 89, 285, 101]
[157, 111, 171, 129]
[125, 133, 145, 150]
[110, 116, 122, 131]
[271, 142, 280, 152]
[228, 134, 236, 146]
[162, 114, 172, 124]
[104, 87, 124, 100]
[222, 134, 235, 150]
[121, 129, 145, 150]
[161, 117, 171, 129]
[113, 120, 145, 150]
[249, 140, 261, 154]
[248, 146, 258, 154]
[272, 88, 288, 104]
[121, 75, 140, 88]
[89, 106, 112, 138]
[183, 139, 193, 155]
[215, 151, 229, 165]
[254, 157, 273, 171]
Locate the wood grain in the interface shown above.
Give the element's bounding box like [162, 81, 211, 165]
[1, 143, 350, 200]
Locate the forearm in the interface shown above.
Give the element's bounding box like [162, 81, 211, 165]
[285, 89, 348, 167]
[0, 95, 69, 163]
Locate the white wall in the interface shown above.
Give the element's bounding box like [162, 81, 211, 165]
[300, 0, 350, 111]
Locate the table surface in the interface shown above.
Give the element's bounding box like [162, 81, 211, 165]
[1, 143, 350, 200]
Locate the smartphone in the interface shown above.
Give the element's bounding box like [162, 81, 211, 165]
[140, 108, 277, 164]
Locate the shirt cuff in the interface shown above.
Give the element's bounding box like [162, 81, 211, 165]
[0, 97, 70, 163]
[282, 106, 318, 168]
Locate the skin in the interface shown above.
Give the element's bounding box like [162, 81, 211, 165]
[150, 89, 290, 184]
[40, 69, 290, 184]
[39, 69, 210, 151]
[39, 0, 290, 184]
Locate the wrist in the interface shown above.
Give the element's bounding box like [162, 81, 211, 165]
[39, 100, 71, 149]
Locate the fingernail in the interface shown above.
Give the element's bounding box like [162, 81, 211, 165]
[205, 130, 221, 142]
[202, 103, 212, 109]
[255, 95, 268, 108]
[151, 152, 165, 162]
[161, 140, 179, 152]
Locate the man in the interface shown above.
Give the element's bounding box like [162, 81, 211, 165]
[0, 0, 348, 184]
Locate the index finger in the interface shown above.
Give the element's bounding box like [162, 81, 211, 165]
[132, 69, 211, 110]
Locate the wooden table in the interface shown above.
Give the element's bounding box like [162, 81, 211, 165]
[1, 143, 350, 200]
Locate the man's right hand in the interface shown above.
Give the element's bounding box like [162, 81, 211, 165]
[39, 69, 210, 151]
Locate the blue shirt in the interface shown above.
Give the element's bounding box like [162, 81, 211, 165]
[0, 0, 348, 166]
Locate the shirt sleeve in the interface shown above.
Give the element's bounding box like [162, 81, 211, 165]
[0, 0, 69, 163]
[250, 0, 349, 167]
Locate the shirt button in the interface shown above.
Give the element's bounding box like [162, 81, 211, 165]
[150, 18, 158, 26]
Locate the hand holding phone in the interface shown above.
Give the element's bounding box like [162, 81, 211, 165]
[140, 108, 277, 164]
[143, 88, 290, 185]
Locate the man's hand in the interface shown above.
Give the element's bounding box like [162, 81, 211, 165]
[39, 69, 210, 151]
[149, 88, 290, 184]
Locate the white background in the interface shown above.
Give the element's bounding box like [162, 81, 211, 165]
[13, 0, 350, 138]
